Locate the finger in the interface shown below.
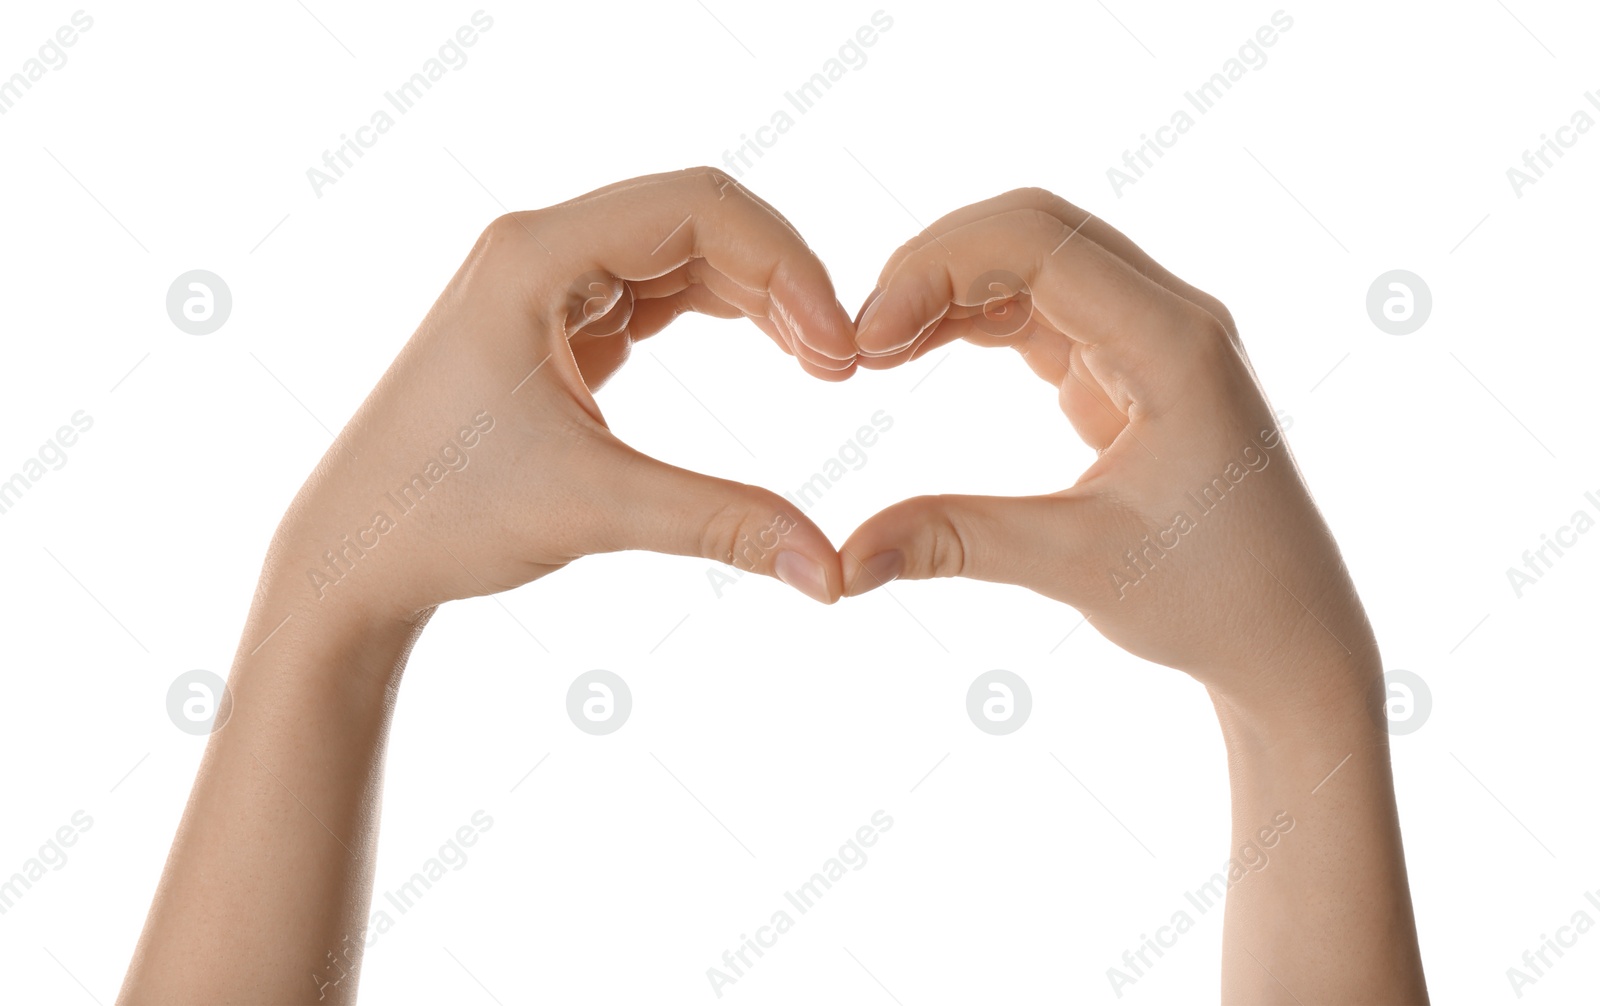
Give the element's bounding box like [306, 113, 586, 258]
[631, 262, 857, 375]
[568, 284, 735, 393]
[854, 319, 960, 371]
[586, 440, 844, 604]
[615, 290, 855, 383]
[574, 290, 790, 378]
[552, 169, 814, 253]
[854, 298, 1038, 369]
[570, 279, 635, 339]
[839, 490, 1124, 604]
[569, 329, 633, 393]
[851, 313, 1129, 453]
[856, 209, 1225, 414]
[526, 167, 858, 367]
[855, 269, 1057, 367]
[623, 284, 749, 341]
[871, 188, 1235, 337]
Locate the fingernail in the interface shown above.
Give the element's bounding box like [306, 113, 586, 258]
[860, 319, 929, 357]
[782, 304, 855, 362]
[775, 550, 832, 604]
[798, 336, 858, 364]
[857, 287, 883, 331]
[769, 308, 798, 351]
[846, 550, 903, 597]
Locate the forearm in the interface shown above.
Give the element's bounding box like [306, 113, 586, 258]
[1210, 666, 1428, 1004]
[111, 170, 869, 1001]
[118, 581, 428, 1005]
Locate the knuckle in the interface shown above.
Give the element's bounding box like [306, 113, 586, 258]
[917, 500, 971, 579]
[1019, 206, 1065, 233]
[891, 230, 925, 262]
[461, 213, 548, 307]
[697, 489, 777, 571]
[481, 211, 524, 245]
[1184, 300, 1235, 349]
[686, 164, 744, 202]
[477, 211, 545, 266]
[1013, 185, 1062, 206]
[1010, 207, 1072, 250]
[698, 500, 748, 568]
[1201, 297, 1241, 346]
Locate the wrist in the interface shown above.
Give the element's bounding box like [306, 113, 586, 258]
[1207, 653, 1389, 761]
[235, 571, 434, 700]
[1207, 658, 1399, 852]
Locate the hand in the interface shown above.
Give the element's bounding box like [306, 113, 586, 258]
[842, 188, 1378, 713]
[842, 189, 1428, 1003]
[119, 170, 863, 1004]
[273, 168, 859, 620]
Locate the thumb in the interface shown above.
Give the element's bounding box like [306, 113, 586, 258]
[839, 491, 1119, 603]
[588, 441, 843, 604]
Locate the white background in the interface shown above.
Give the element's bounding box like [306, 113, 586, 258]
[1, 1, 1597, 1002]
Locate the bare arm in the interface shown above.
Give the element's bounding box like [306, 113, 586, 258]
[843, 187, 1428, 1003]
[1211, 673, 1424, 1000]
[118, 594, 422, 1003]
[117, 167, 858, 1004]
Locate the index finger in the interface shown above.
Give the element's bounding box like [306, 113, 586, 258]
[518, 167, 858, 366]
[856, 209, 1229, 412]
[861, 188, 1238, 343]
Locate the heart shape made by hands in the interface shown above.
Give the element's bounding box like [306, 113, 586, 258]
[535, 179, 1333, 704]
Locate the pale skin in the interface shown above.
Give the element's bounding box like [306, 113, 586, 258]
[117, 171, 1426, 1004]
[845, 189, 1428, 1002]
